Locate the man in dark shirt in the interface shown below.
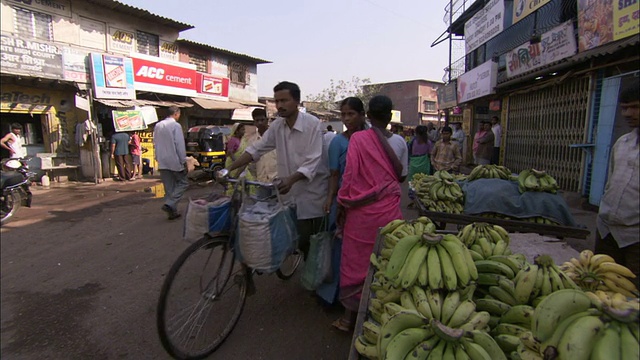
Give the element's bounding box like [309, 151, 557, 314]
[111, 132, 133, 181]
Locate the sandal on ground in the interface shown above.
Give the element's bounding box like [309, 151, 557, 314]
[331, 317, 353, 332]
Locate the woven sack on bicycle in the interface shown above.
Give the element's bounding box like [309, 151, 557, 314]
[235, 187, 299, 273]
[183, 194, 231, 243]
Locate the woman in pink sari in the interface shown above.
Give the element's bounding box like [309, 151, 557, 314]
[333, 95, 408, 330]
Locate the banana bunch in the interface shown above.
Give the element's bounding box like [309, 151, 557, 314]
[473, 256, 526, 306]
[522, 216, 560, 225]
[517, 169, 559, 194]
[511, 255, 579, 306]
[458, 222, 511, 248]
[415, 181, 465, 214]
[585, 290, 640, 323]
[559, 250, 639, 297]
[467, 164, 513, 181]
[491, 305, 536, 355]
[379, 218, 437, 250]
[511, 331, 543, 360]
[478, 212, 513, 220]
[383, 233, 478, 290]
[411, 172, 429, 183]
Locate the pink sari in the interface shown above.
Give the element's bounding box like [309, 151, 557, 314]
[337, 129, 403, 311]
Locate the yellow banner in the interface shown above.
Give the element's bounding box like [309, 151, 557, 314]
[614, 0, 640, 40]
[513, 0, 551, 24]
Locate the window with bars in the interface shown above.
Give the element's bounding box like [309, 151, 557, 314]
[136, 30, 159, 56]
[229, 61, 247, 84]
[423, 100, 437, 112]
[189, 53, 208, 73]
[13, 7, 53, 41]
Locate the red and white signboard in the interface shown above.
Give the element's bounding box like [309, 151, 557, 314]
[196, 74, 230, 100]
[131, 55, 197, 97]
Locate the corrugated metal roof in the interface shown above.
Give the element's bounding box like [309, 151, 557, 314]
[176, 39, 271, 64]
[191, 98, 244, 110]
[84, 0, 194, 31]
[95, 99, 193, 108]
[571, 35, 639, 62]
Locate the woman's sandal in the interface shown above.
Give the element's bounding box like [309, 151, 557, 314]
[331, 317, 353, 332]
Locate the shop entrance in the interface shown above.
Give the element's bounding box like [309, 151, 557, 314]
[0, 112, 45, 159]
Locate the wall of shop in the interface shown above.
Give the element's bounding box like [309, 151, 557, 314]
[0, 83, 84, 154]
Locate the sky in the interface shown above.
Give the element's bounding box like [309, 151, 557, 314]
[121, 0, 453, 98]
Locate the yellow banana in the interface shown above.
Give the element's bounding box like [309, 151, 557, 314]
[579, 250, 594, 270]
[597, 261, 637, 279]
[589, 254, 616, 268]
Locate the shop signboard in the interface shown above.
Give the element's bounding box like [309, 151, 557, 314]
[456, 60, 498, 103]
[108, 27, 135, 54]
[90, 53, 136, 99]
[578, 0, 640, 52]
[131, 55, 197, 97]
[437, 81, 458, 109]
[464, 0, 504, 54]
[160, 40, 179, 62]
[62, 47, 89, 83]
[196, 74, 230, 100]
[506, 21, 577, 78]
[0, 34, 63, 79]
[112, 110, 146, 132]
[513, 0, 551, 24]
[391, 110, 401, 122]
[8, 0, 71, 17]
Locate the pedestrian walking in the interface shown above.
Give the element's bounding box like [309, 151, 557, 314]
[154, 106, 188, 220]
[226, 81, 329, 260]
[491, 116, 502, 164]
[129, 131, 142, 179]
[249, 108, 277, 183]
[324, 124, 337, 149]
[0, 123, 27, 159]
[473, 120, 494, 165]
[596, 81, 639, 278]
[111, 131, 133, 181]
[407, 125, 433, 180]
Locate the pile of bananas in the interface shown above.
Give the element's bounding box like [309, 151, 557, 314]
[491, 305, 536, 354]
[467, 164, 513, 181]
[560, 249, 639, 297]
[458, 222, 510, 248]
[413, 171, 465, 214]
[585, 290, 640, 322]
[512, 254, 579, 307]
[532, 289, 639, 360]
[476, 212, 561, 225]
[517, 169, 559, 194]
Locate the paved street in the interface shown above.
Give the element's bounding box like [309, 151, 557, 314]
[0, 179, 352, 360]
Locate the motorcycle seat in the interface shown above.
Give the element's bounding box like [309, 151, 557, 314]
[1, 171, 25, 189]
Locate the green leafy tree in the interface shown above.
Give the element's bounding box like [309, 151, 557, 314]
[307, 77, 382, 111]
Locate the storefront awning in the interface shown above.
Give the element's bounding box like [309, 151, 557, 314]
[94, 99, 193, 108]
[191, 97, 244, 110]
[232, 99, 265, 108]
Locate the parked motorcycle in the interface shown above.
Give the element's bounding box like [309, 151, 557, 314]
[1, 158, 35, 224]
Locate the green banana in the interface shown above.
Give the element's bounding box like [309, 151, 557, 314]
[500, 305, 535, 328]
[540, 266, 552, 296]
[384, 327, 433, 360]
[590, 322, 620, 360]
[462, 246, 479, 281]
[555, 315, 604, 360]
[441, 235, 471, 285]
[400, 291, 418, 312]
[455, 342, 472, 360]
[447, 300, 476, 328]
[620, 322, 640, 360]
[494, 334, 521, 354]
[441, 342, 456, 360]
[436, 243, 458, 291]
[440, 291, 461, 325]
[401, 245, 429, 289]
[425, 289, 442, 322]
[427, 336, 447, 359]
[405, 336, 440, 360]
[492, 239, 508, 256]
[547, 266, 564, 292]
[378, 310, 429, 357]
[519, 331, 540, 354]
[538, 309, 596, 357]
[498, 277, 516, 296]
[469, 249, 484, 261]
[459, 311, 491, 331]
[475, 298, 512, 316]
[380, 219, 406, 235]
[486, 228, 504, 245]
[492, 225, 510, 243]
[489, 286, 518, 306]
[493, 323, 528, 338]
[417, 259, 429, 287]
[354, 335, 379, 359]
[431, 318, 465, 342]
[427, 246, 443, 290]
[461, 338, 492, 360]
[385, 235, 422, 279]
[532, 289, 594, 343]
[468, 330, 508, 360]
[524, 174, 539, 190]
[384, 302, 406, 316]
[363, 321, 381, 345]
[475, 260, 515, 278]
[477, 237, 494, 258]
[514, 264, 539, 304]
[410, 286, 433, 320]
[477, 273, 510, 286]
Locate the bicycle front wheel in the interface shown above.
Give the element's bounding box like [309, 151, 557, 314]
[157, 235, 248, 359]
[276, 249, 303, 280]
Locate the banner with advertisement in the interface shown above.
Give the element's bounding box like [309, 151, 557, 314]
[62, 47, 89, 83]
[578, 0, 639, 52]
[131, 55, 198, 97]
[465, 0, 504, 54]
[112, 110, 146, 132]
[506, 21, 577, 78]
[513, 0, 551, 24]
[90, 53, 135, 99]
[457, 60, 498, 103]
[0, 33, 63, 79]
[437, 81, 458, 109]
[196, 74, 230, 100]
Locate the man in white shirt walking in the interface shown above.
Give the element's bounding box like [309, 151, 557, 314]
[226, 81, 328, 259]
[491, 116, 502, 165]
[1, 123, 27, 159]
[154, 106, 188, 220]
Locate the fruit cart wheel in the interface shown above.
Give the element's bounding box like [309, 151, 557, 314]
[276, 249, 303, 280]
[157, 234, 248, 359]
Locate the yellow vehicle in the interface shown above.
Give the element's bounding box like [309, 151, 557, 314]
[185, 125, 230, 173]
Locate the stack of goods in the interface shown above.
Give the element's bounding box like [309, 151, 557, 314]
[354, 219, 639, 360]
[466, 165, 513, 181]
[517, 169, 559, 194]
[412, 171, 465, 214]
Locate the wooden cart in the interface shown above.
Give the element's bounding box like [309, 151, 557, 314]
[414, 199, 590, 240]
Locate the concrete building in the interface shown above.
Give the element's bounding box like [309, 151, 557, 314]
[365, 79, 443, 127]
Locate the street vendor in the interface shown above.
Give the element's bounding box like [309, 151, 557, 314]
[431, 126, 462, 172]
[596, 81, 639, 278]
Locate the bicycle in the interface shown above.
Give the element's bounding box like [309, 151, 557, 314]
[156, 176, 303, 360]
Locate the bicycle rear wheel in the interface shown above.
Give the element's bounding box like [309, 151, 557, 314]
[157, 235, 248, 359]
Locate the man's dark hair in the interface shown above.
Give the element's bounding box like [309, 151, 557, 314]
[442, 126, 453, 133]
[273, 81, 301, 102]
[327, 125, 333, 131]
[368, 95, 393, 122]
[10, 123, 22, 130]
[167, 106, 181, 116]
[251, 108, 267, 118]
[620, 79, 639, 103]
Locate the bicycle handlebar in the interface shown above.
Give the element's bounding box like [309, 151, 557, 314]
[216, 168, 277, 189]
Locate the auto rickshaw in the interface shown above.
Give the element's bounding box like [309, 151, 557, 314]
[185, 125, 230, 174]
